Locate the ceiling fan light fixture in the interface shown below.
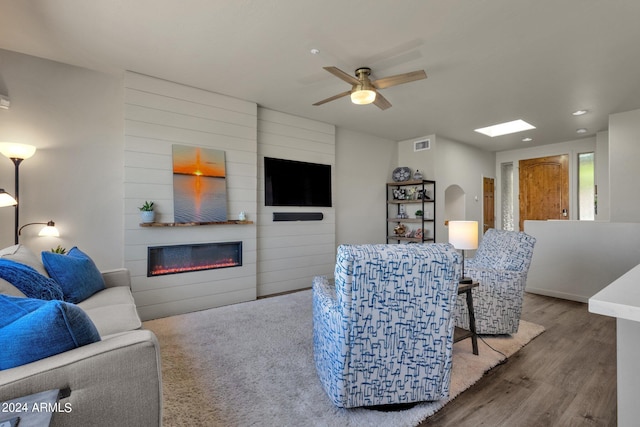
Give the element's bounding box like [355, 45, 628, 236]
[351, 89, 376, 105]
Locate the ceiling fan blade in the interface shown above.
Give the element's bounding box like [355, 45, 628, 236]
[312, 90, 351, 106]
[373, 92, 392, 110]
[373, 70, 427, 90]
[323, 66, 361, 86]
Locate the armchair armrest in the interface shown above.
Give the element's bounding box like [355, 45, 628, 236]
[0, 330, 162, 427]
[312, 276, 338, 312]
[465, 267, 527, 290]
[101, 268, 131, 289]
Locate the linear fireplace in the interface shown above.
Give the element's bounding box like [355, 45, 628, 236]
[147, 241, 242, 277]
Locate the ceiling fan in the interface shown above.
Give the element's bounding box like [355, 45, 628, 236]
[313, 66, 427, 110]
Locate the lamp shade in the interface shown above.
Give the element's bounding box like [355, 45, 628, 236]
[0, 142, 36, 160]
[0, 189, 18, 207]
[448, 220, 478, 250]
[350, 89, 376, 105]
[38, 221, 60, 237]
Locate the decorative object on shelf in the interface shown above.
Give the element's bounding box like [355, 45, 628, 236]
[238, 211, 247, 221]
[448, 221, 478, 284]
[415, 209, 423, 218]
[0, 142, 37, 244]
[406, 187, 417, 200]
[397, 205, 408, 219]
[415, 228, 423, 239]
[393, 223, 407, 236]
[139, 201, 155, 223]
[392, 166, 411, 182]
[392, 188, 406, 200]
[413, 169, 423, 180]
[18, 220, 60, 237]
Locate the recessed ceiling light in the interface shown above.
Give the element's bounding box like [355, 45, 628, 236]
[572, 110, 588, 116]
[310, 48, 320, 55]
[522, 137, 533, 142]
[576, 128, 588, 134]
[474, 119, 536, 137]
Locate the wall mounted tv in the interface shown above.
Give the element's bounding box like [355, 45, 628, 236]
[264, 157, 332, 207]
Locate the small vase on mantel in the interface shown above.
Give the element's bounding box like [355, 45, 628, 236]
[141, 211, 155, 223]
[413, 170, 423, 180]
[139, 201, 155, 223]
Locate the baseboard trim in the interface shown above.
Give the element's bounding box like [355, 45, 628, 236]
[525, 287, 589, 303]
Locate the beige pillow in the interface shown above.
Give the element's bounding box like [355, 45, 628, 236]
[0, 277, 26, 297]
[0, 244, 50, 277]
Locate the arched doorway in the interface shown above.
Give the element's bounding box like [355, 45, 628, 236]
[444, 184, 466, 223]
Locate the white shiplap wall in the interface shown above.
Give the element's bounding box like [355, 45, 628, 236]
[257, 109, 336, 296]
[124, 72, 258, 320]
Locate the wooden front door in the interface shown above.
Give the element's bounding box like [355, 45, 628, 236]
[483, 177, 495, 233]
[519, 155, 569, 231]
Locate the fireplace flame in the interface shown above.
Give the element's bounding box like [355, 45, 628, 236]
[150, 258, 240, 276]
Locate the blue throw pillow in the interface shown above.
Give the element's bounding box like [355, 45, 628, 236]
[42, 247, 106, 303]
[0, 258, 64, 300]
[0, 295, 101, 370]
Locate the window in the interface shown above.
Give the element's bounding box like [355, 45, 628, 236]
[501, 162, 514, 230]
[578, 152, 595, 220]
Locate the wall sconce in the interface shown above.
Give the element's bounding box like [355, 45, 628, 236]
[0, 189, 18, 207]
[448, 220, 479, 284]
[18, 220, 60, 238]
[0, 142, 37, 244]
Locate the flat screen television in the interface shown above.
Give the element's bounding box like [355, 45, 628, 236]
[264, 157, 332, 207]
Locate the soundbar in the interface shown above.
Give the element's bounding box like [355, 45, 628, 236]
[273, 212, 324, 222]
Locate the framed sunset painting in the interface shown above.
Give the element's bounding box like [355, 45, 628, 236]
[172, 145, 227, 222]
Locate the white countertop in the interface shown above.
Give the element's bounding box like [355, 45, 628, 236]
[589, 263, 640, 322]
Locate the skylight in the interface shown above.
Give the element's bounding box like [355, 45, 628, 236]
[474, 119, 536, 137]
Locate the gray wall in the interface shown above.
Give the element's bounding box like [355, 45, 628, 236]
[610, 109, 640, 222]
[0, 48, 124, 268]
[335, 127, 397, 245]
[397, 134, 496, 243]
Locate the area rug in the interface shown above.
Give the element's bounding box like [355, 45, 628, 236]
[144, 290, 544, 427]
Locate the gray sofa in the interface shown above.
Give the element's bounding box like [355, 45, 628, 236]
[0, 245, 162, 427]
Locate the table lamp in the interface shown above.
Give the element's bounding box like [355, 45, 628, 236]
[448, 220, 478, 284]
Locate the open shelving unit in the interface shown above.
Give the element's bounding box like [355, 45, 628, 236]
[386, 179, 436, 243]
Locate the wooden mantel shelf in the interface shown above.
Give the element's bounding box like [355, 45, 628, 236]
[140, 220, 253, 227]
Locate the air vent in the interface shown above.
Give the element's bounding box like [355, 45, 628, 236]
[414, 139, 430, 151]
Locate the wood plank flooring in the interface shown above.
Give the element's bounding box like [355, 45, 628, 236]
[420, 292, 617, 427]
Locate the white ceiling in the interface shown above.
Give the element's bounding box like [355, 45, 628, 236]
[2, 0, 640, 151]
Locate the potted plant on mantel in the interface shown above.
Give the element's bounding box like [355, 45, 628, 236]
[139, 201, 155, 223]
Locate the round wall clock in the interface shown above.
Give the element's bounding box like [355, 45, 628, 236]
[392, 167, 411, 182]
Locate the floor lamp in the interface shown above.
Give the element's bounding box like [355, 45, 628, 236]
[0, 142, 37, 244]
[448, 220, 479, 284]
[0, 188, 18, 207]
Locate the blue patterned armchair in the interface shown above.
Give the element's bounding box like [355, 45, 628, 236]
[312, 243, 461, 408]
[454, 228, 536, 335]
